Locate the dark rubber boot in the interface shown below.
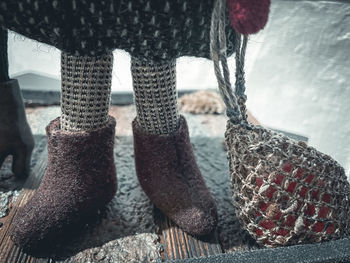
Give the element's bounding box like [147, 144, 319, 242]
[0, 79, 34, 178]
[10, 116, 117, 253]
[132, 115, 218, 236]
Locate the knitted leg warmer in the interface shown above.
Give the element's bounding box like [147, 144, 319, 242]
[0, 28, 9, 82]
[60, 52, 113, 131]
[131, 57, 179, 135]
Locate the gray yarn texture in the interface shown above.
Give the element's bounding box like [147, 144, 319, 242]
[60, 52, 113, 132]
[131, 57, 180, 135]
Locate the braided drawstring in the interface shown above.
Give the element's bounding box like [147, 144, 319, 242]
[210, 0, 248, 125]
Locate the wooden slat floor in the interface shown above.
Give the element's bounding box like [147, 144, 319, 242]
[0, 106, 263, 262]
[155, 208, 222, 261]
[0, 139, 49, 263]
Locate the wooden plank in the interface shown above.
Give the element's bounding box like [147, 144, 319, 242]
[155, 208, 223, 261]
[0, 139, 48, 262]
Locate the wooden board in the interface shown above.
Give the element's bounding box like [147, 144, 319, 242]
[0, 139, 49, 262]
[155, 208, 222, 261]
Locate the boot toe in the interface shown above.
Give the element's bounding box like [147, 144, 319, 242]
[11, 204, 55, 252]
[172, 204, 218, 236]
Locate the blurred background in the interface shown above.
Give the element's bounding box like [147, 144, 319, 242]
[7, 0, 350, 178]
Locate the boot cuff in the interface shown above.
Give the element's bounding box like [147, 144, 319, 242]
[46, 116, 116, 138]
[132, 115, 187, 139]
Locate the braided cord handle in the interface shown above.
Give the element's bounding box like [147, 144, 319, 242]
[210, 0, 248, 125]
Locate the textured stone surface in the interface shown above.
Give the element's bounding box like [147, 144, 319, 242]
[65, 234, 162, 263]
[0, 190, 20, 218]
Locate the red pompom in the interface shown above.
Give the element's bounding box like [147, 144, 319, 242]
[228, 0, 271, 35]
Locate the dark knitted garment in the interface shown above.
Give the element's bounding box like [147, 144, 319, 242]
[0, 28, 9, 82]
[132, 115, 218, 236]
[11, 117, 117, 253]
[0, 79, 34, 178]
[0, 1, 236, 61]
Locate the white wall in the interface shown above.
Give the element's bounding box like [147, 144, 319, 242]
[244, 0, 350, 178]
[7, 0, 350, 177]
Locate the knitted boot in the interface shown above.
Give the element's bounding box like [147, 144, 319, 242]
[131, 58, 218, 236]
[11, 117, 117, 252]
[10, 52, 117, 253]
[133, 116, 218, 236]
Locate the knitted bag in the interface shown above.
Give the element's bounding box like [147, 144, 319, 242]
[211, 0, 350, 247]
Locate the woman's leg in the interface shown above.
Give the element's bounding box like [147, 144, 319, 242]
[131, 57, 218, 236]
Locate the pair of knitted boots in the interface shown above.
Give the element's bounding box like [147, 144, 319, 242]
[10, 115, 217, 252]
[3, 56, 217, 254]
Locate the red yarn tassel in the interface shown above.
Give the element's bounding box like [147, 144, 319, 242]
[228, 0, 271, 35]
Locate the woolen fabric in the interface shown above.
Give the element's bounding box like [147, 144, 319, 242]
[0, 28, 9, 82]
[11, 116, 117, 253]
[0, 1, 236, 61]
[132, 115, 218, 236]
[228, 0, 271, 35]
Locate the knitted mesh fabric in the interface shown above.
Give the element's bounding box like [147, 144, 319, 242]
[60, 52, 113, 132]
[131, 57, 179, 135]
[226, 122, 350, 247]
